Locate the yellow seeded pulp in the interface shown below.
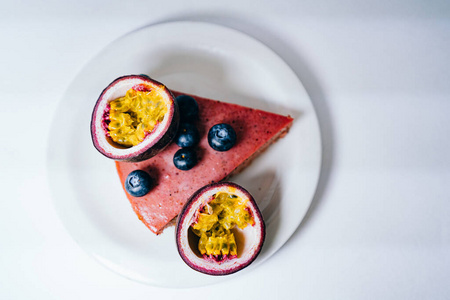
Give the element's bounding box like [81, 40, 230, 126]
[192, 192, 255, 257]
[108, 87, 167, 147]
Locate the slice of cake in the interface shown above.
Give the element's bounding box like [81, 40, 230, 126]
[115, 91, 293, 234]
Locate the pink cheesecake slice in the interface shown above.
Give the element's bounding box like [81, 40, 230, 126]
[116, 91, 293, 234]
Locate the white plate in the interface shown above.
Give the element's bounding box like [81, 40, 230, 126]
[47, 21, 321, 288]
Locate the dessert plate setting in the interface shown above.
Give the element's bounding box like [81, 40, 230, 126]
[47, 21, 322, 287]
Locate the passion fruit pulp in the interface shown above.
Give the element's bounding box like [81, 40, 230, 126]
[91, 75, 179, 162]
[176, 182, 265, 275]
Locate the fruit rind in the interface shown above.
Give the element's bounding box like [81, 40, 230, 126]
[176, 182, 265, 275]
[91, 75, 179, 162]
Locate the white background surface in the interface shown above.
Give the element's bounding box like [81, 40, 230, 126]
[1, 0, 449, 299]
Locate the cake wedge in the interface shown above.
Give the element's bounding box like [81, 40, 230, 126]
[115, 91, 293, 234]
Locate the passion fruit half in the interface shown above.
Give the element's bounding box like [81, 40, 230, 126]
[176, 182, 265, 275]
[91, 75, 179, 162]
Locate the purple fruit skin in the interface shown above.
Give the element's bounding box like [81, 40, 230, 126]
[175, 182, 266, 276]
[91, 75, 179, 162]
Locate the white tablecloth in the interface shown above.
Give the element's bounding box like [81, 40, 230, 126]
[1, 0, 449, 299]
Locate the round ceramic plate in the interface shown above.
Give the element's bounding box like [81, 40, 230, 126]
[47, 21, 321, 288]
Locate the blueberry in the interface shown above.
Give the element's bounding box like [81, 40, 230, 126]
[176, 95, 199, 121]
[208, 123, 237, 152]
[173, 148, 197, 170]
[125, 170, 153, 197]
[175, 122, 200, 148]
